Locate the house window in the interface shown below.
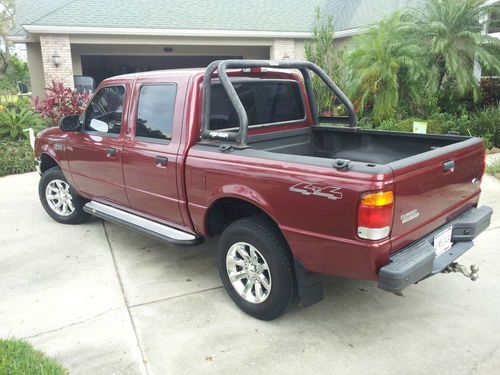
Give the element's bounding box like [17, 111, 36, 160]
[488, 11, 500, 33]
[135, 84, 177, 141]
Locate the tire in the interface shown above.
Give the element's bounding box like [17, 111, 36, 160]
[38, 167, 90, 224]
[217, 216, 297, 320]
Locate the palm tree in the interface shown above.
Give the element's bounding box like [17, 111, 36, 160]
[346, 14, 424, 122]
[409, 0, 500, 102]
[305, 8, 349, 116]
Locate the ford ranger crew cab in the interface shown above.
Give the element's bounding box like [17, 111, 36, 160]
[35, 60, 492, 320]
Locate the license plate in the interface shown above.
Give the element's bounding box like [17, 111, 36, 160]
[433, 226, 453, 255]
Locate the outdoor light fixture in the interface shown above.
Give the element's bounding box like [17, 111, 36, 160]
[163, 47, 174, 53]
[51, 53, 61, 67]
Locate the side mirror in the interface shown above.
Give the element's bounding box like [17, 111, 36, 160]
[89, 119, 109, 133]
[59, 114, 81, 131]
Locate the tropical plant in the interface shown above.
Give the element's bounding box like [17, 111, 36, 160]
[305, 8, 349, 116]
[346, 14, 425, 122]
[0, 106, 46, 140]
[33, 80, 90, 126]
[408, 0, 500, 109]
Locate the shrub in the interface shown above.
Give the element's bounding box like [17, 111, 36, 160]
[33, 80, 89, 126]
[0, 139, 36, 176]
[377, 118, 444, 134]
[469, 105, 500, 149]
[480, 78, 500, 107]
[0, 338, 68, 374]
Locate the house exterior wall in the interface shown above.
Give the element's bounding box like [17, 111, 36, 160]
[27, 33, 322, 98]
[26, 43, 45, 97]
[39, 35, 74, 89]
[271, 39, 295, 60]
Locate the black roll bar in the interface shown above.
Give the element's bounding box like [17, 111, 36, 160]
[201, 59, 357, 147]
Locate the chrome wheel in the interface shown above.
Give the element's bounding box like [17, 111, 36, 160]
[226, 242, 272, 304]
[45, 179, 75, 216]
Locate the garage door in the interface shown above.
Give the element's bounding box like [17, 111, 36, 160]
[82, 55, 243, 85]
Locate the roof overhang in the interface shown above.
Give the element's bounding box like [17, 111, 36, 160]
[22, 25, 312, 38]
[14, 25, 361, 41]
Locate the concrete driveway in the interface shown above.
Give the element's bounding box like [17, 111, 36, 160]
[1, 172, 499, 375]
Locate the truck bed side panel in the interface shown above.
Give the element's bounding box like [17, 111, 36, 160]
[186, 145, 393, 280]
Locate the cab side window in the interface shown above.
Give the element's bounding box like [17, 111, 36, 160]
[83, 86, 125, 134]
[135, 84, 177, 141]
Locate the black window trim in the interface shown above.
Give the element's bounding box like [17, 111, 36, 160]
[133, 82, 178, 144]
[80, 84, 127, 137]
[208, 78, 307, 132]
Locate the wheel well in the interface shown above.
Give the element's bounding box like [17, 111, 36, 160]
[40, 153, 59, 174]
[207, 198, 280, 237]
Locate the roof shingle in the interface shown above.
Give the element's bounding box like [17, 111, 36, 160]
[11, 0, 423, 37]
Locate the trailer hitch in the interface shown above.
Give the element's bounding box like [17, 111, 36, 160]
[443, 262, 479, 281]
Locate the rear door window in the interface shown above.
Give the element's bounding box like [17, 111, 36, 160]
[135, 84, 177, 142]
[209, 80, 305, 130]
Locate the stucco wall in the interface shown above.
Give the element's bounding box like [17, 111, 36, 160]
[26, 43, 45, 98]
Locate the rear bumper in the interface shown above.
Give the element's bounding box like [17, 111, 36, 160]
[378, 206, 492, 293]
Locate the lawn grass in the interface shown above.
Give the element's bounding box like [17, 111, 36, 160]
[0, 338, 68, 375]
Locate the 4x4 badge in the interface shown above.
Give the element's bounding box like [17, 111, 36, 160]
[289, 183, 342, 200]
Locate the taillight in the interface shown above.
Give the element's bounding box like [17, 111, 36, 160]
[357, 191, 394, 240]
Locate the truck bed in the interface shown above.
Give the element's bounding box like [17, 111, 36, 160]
[244, 124, 485, 254]
[249, 125, 467, 165]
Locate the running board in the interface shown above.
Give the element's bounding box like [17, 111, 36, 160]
[84, 201, 203, 246]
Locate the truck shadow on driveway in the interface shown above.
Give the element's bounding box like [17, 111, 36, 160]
[99, 217, 457, 320]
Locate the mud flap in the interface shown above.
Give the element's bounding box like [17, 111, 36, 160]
[294, 257, 323, 307]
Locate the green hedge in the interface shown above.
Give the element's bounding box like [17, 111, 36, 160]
[0, 139, 36, 177]
[361, 105, 500, 149]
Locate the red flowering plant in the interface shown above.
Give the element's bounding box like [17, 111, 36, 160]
[33, 80, 90, 126]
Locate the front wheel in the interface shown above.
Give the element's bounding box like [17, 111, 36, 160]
[38, 167, 90, 224]
[217, 216, 297, 320]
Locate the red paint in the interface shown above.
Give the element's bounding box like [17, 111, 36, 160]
[34, 68, 485, 282]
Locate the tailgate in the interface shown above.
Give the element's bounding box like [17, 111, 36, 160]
[389, 138, 485, 253]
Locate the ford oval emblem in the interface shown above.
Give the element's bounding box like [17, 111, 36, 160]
[472, 178, 481, 186]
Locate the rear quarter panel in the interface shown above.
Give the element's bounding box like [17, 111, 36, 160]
[185, 147, 394, 280]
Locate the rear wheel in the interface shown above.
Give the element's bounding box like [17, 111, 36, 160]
[217, 216, 297, 320]
[38, 167, 90, 224]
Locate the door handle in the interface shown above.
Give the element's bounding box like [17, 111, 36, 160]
[156, 156, 168, 167]
[443, 160, 455, 172]
[106, 147, 117, 156]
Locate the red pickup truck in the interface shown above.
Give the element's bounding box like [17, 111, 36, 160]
[35, 60, 492, 320]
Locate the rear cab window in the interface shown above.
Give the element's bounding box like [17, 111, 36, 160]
[209, 80, 305, 130]
[135, 84, 177, 143]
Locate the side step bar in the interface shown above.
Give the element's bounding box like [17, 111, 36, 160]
[84, 201, 204, 247]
